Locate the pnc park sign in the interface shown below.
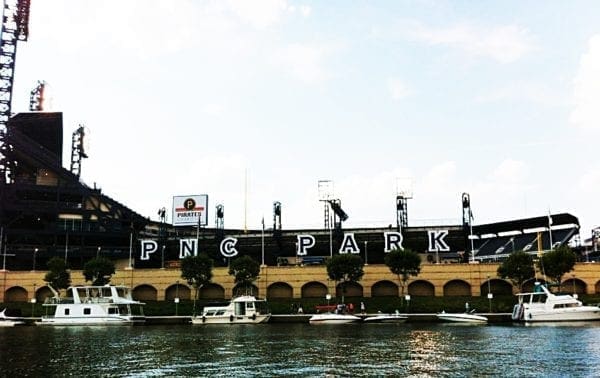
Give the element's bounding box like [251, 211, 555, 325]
[139, 230, 450, 260]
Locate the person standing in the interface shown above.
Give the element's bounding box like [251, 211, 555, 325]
[360, 301, 366, 314]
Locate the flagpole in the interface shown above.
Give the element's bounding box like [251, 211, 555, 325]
[261, 216, 265, 266]
[548, 211, 553, 251]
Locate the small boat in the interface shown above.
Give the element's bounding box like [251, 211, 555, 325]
[363, 310, 408, 323]
[436, 310, 488, 324]
[0, 309, 25, 327]
[38, 284, 145, 326]
[191, 295, 271, 324]
[512, 282, 600, 322]
[309, 313, 361, 324]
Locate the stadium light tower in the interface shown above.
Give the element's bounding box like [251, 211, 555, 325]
[396, 178, 413, 231]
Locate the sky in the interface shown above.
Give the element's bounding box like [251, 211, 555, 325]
[11, 1, 600, 237]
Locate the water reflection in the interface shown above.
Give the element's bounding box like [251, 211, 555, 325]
[1, 323, 600, 377]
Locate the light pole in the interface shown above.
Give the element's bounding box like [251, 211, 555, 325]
[31, 283, 37, 317]
[96, 246, 101, 258]
[364, 241, 368, 265]
[161, 245, 166, 269]
[487, 275, 493, 313]
[572, 274, 577, 299]
[175, 280, 180, 316]
[32, 248, 38, 271]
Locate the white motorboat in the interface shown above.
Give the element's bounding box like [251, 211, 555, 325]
[436, 311, 488, 324]
[363, 310, 408, 323]
[38, 285, 145, 326]
[512, 282, 600, 322]
[0, 309, 25, 327]
[191, 295, 271, 324]
[309, 313, 361, 324]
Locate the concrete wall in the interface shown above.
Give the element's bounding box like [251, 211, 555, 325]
[2, 262, 600, 302]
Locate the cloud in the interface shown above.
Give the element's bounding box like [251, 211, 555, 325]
[400, 21, 535, 63]
[474, 82, 564, 106]
[388, 78, 412, 100]
[570, 34, 600, 130]
[271, 43, 331, 83]
[226, 0, 290, 29]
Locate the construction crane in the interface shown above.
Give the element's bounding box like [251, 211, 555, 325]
[0, 0, 31, 183]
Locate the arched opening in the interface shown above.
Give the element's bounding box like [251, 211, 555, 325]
[165, 283, 191, 301]
[35, 286, 54, 303]
[596, 280, 600, 295]
[371, 280, 398, 297]
[301, 281, 328, 298]
[480, 279, 513, 296]
[336, 282, 363, 298]
[200, 283, 225, 299]
[562, 278, 587, 295]
[443, 280, 471, 296]
[233, 284, 259, 297]
[132, 284, 158, 301]
[267, 282, 293, 299]
[408, 280, 435, 296]
[4, 286, 28, 302]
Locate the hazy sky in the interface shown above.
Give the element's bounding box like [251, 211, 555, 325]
[12, 1, 600, 236]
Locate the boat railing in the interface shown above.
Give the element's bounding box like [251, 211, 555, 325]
[44, 297, 75, 305]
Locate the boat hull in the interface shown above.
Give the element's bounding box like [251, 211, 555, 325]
[38, 316, 145, 326]
[191, 314, 271, 324]
[436, 313, 488, 323]
[309, 314, 361, 324]
[524, 308, 600, 322]
[363, 315, 408, 323]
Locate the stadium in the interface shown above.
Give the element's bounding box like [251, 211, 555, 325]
[1, 111, 599, 304]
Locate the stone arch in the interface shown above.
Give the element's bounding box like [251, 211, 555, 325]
[595, 280, 600, 295]
[408, 280, 435, 296]
[480, 279, 513, 296]
[200, 283, 225, 299]
[4, 286, 27, 302]
[562, 278, 587, 295]
[336, 282, 363, 298]
[301, 281, 328, 298]
[233, 284, 259, 297]
[165, 283, 191, 301]
[371, 280, 399, 297]
[132, 284, 158, 301]
[444, 280, 471, 296]
[267, 282, 293, 299]
[35, 286, 54, 303]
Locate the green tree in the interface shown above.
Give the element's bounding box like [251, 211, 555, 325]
[181, 254, 213, 315]
[44, 257, 71, 294]
[538, 245, 576, 290]
[497, 250, 535, 292]
[326, 254, 364, 303]
[228, 255, 260, 296]
[83, 257, 115, 286]
[384, 248, 421, 297]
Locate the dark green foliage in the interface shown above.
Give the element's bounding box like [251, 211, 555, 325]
[326, 254, 364, 302]
[538, 245, 576, 289]
[497, 250, 535, 291]
[180, 254, 213, 300]
[384, 248, 421, 295]
[83, 257, 115, 286]
[229, 255, 260, 292]
[44, 257, 71, 293]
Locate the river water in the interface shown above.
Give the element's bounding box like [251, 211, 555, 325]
[1, 322, 600, 377]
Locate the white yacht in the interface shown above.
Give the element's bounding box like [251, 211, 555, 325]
[512, 282, 600, 322]
[38, 285, 145, 326]
[191, 296, 271, 324]
[0, 309, 25, 327]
